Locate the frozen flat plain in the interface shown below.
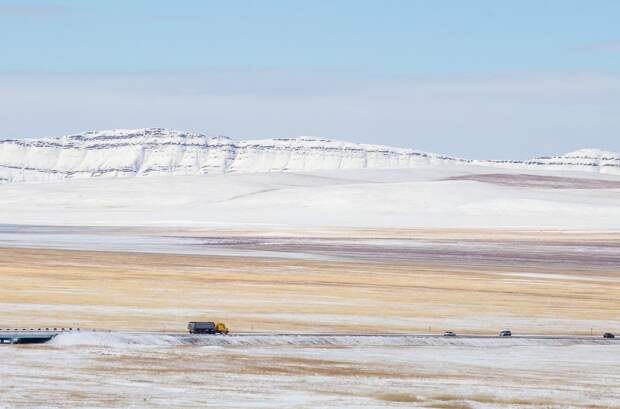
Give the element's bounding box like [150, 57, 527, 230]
[0, 224, 517, 263]
[2, 225, 620, 268]
[2, 333, 620, 408]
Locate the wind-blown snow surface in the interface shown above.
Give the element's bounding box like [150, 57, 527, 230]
[2, 332, 620, 408]
[1, 165, 620, 228]
[1, 128, 620, 183]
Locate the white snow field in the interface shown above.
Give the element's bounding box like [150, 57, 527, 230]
[0, 128, 619, 229]
[1, 128, 619, 229]
[1, 165, 619, 229]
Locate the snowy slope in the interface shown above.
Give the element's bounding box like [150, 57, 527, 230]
[1, 128, 619, 183]
[1, 166, 620, 229]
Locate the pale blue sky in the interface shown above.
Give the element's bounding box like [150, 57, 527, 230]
[1, 0, 619, 158]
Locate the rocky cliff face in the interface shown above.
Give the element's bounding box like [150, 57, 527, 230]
[523, 149, 620, 170]
[0, 128, 618, 183]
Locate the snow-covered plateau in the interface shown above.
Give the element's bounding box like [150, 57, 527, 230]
[1, 127, 620, 183]
[1, 128, 619, 229]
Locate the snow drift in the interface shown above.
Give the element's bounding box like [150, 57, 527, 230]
[50, 331, 617, 348]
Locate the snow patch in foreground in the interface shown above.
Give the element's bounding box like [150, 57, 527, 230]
[50, 331, 617, 348]
[51, 332, 186, 347]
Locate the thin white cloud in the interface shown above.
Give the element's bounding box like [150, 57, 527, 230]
[579, 40, 620, 51]
[0, 2, 70, 16]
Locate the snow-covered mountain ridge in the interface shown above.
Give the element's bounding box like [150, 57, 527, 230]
[0, 128, 619, 183]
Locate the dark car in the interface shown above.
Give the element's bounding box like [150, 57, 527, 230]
[443, 331, 457, 337]
[499, 330, 512, 337]
[603, 332, 615, 339]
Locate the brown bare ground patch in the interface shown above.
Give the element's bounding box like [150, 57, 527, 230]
[92, 351, 468, 383]
[240, 362, 402, 378]
[443, 173, 620, 189]
[428, 402, 472, 409]
[462, 394, 556, 406]
[426, 393, 570, 407]
[375, 393, 420, 402]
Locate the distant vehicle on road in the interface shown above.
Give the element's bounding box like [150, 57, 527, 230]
[443, 331, 456, 337]
[499, 330, 512, 337]
[603, 332, 615, 339]
[188, 321, 229, 334]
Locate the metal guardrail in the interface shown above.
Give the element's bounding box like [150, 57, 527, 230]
[0, 328, 81, 344]
[0, 328, 80, 332]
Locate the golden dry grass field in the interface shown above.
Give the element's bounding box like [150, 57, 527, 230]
[1, 229, 619, 335]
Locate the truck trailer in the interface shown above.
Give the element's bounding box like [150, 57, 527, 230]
[187, 321, 229, 334]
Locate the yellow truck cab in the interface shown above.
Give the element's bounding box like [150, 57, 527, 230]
[215, 322, 229, 334]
